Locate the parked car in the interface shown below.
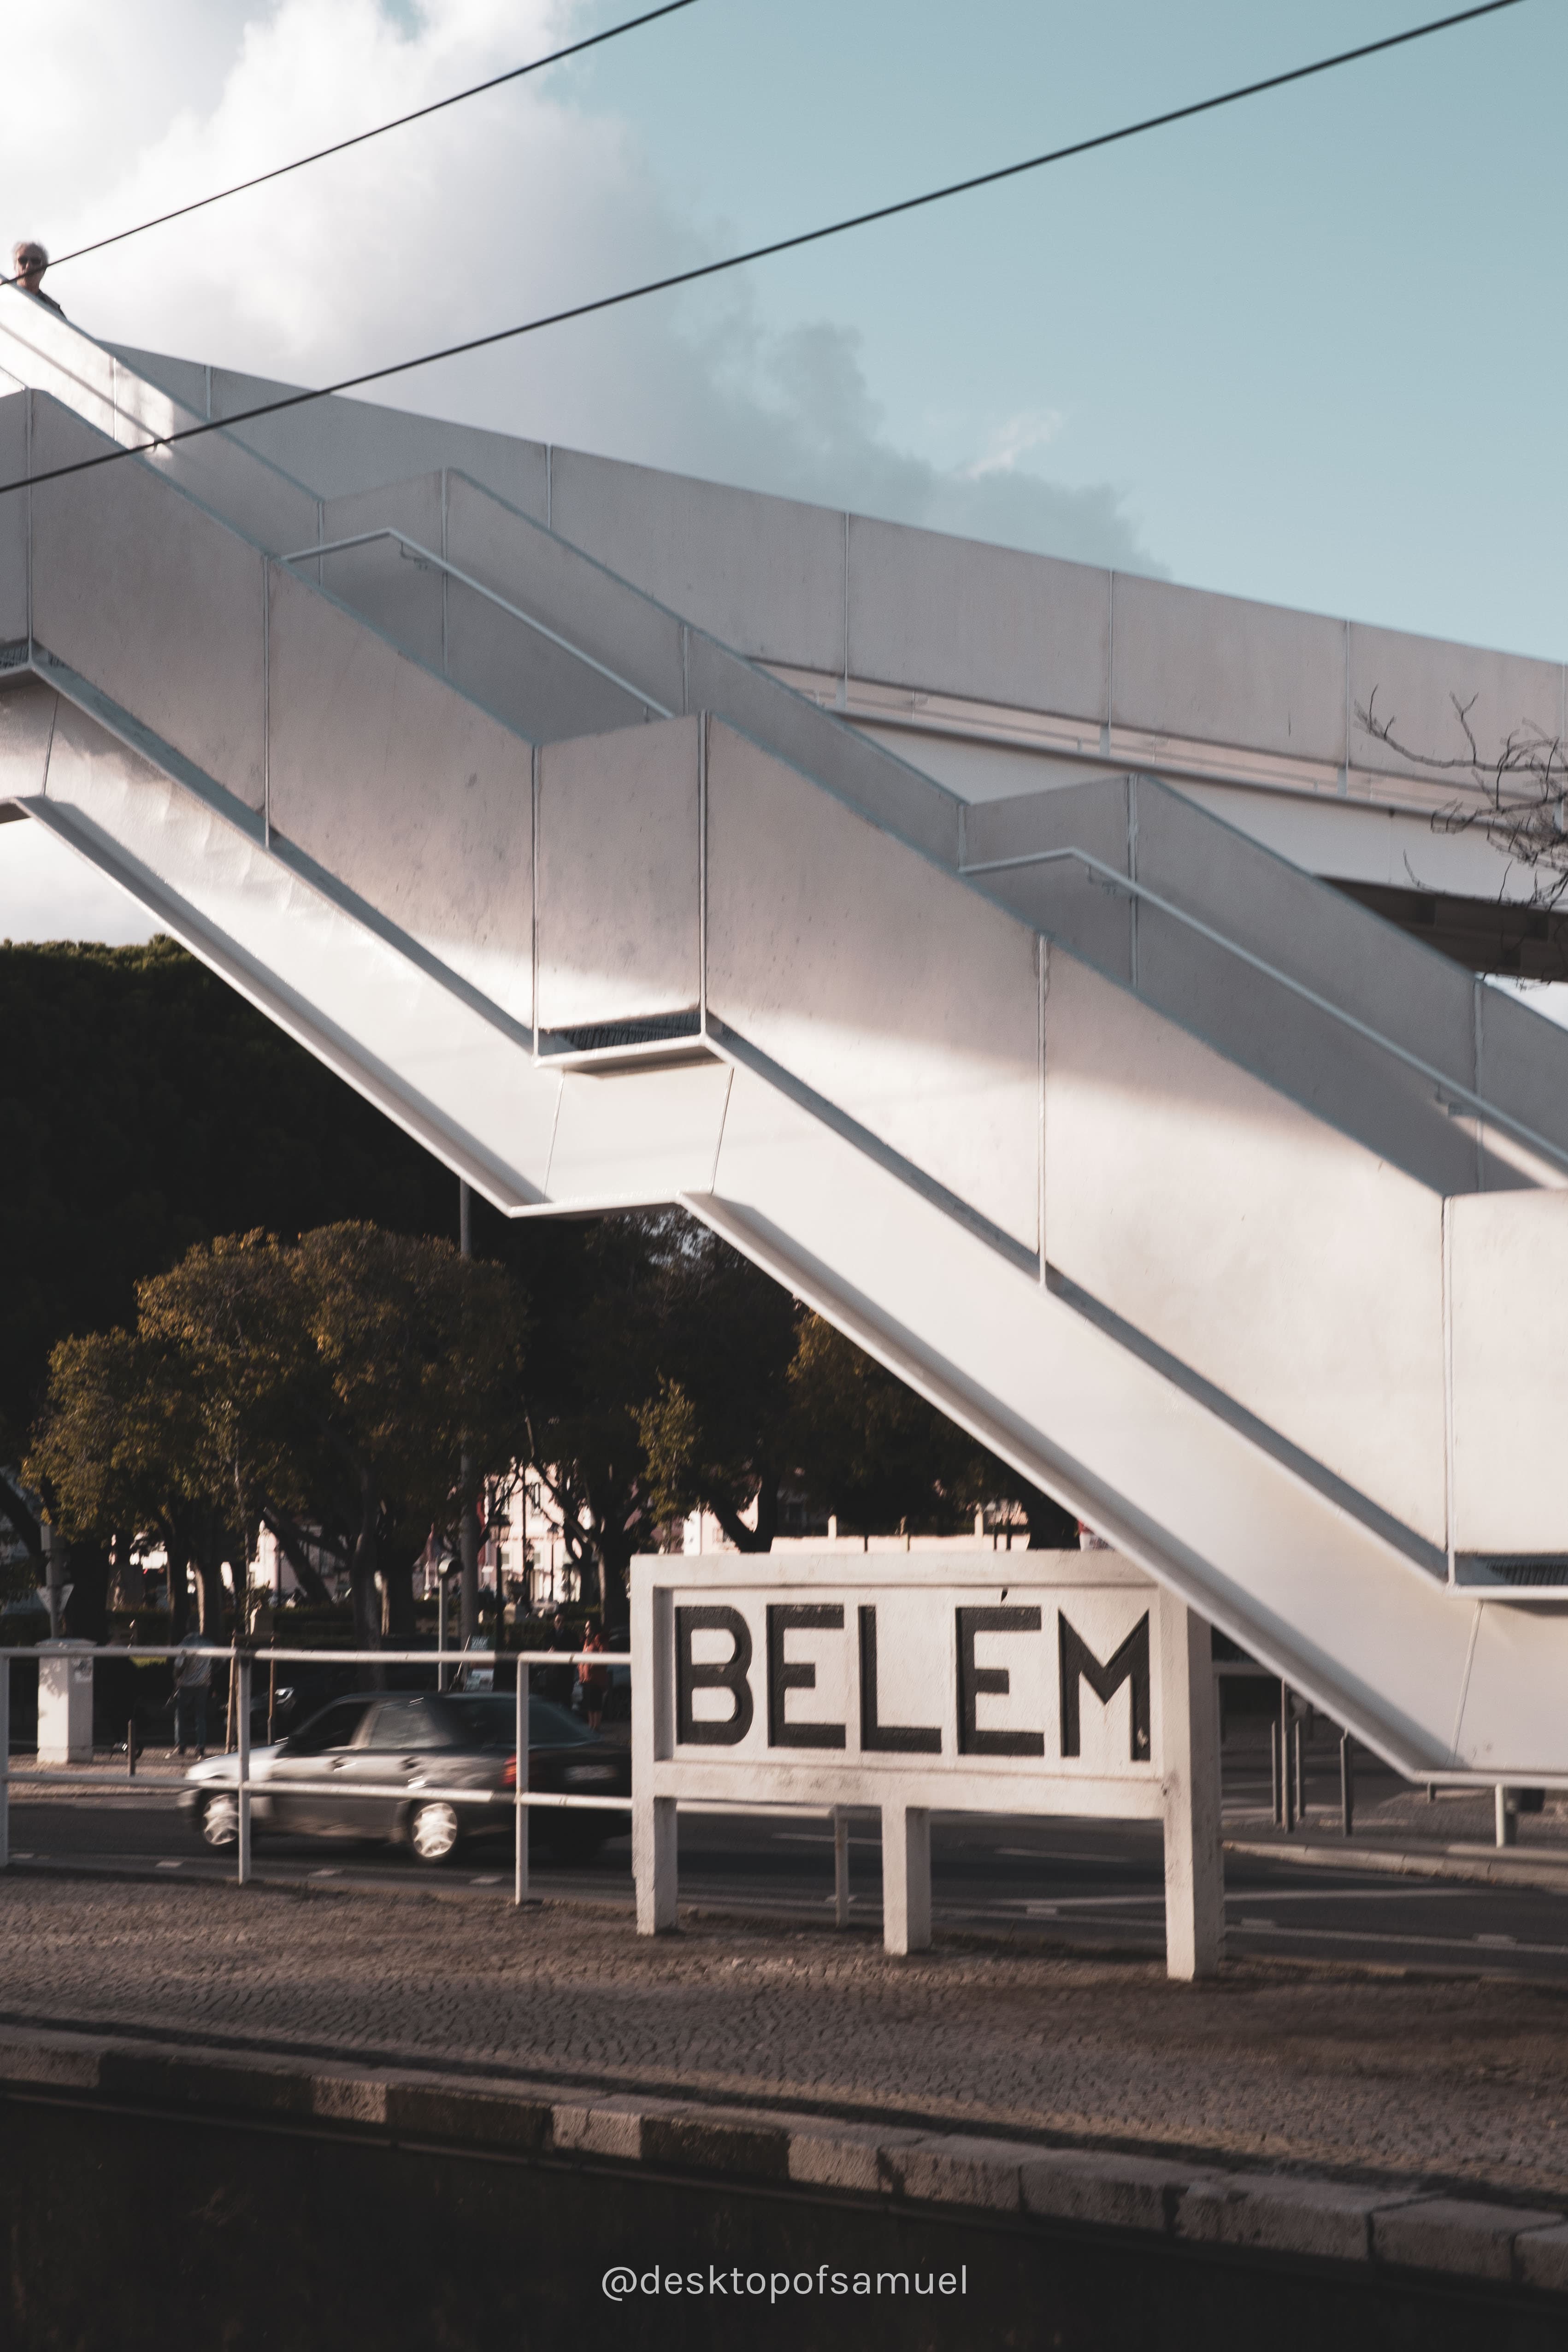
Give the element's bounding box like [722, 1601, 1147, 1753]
[178, 1690, 629, 1865]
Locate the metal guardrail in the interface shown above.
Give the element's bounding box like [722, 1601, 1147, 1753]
[279, 529, 674, 722]
[0, 1645, 860, 1916]
[0, 1645, 631, 1906]
[960, 842, 1568, 1180]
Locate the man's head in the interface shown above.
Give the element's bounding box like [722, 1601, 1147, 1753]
[12, 242, 48, 294]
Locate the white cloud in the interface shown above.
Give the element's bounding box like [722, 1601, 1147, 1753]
[10, 0, 1160, 574]
[963, 408, 1063, 481]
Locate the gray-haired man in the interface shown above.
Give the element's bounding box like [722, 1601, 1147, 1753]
[12, 242, 63, 317]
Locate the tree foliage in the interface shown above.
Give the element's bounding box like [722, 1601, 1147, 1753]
[27, 1224, 531, 1651]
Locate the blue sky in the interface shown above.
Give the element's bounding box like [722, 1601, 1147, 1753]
[1, 0, 1562, 940]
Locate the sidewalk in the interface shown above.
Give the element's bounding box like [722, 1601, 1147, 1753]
[1224, 1773, 1568, 1892]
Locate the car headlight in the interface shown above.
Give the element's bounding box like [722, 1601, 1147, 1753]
[563, 1764, 618, 1785]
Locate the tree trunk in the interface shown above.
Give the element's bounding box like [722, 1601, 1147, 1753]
[458, 1474, 480, 1646]
[595, 1533, 632, 1623]
[258, 1507, 335, 1607]
[62, 1539, 110, 1643]
[350, 1471, 384, 1686]
[191, 1558, 226, 1640]
[164, 1530, 191, 1640]
[383, 1554, 417, 1645]
[107, 1528, 137, 1613]
[711, 1476, 778, 1555]
[1024, 1491, 1080, 1550]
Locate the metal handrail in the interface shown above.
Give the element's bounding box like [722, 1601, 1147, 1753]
[278, 528, 673, 721]
[962, 842, 1568, 1179]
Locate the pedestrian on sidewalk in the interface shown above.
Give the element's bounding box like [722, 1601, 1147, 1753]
[578, 1620, 609, 1733]
[11, 242, 63, 317]
[172, 1625, 212, 1759]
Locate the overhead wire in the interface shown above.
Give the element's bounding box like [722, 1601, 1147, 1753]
[0, 0, 1529, 506]
[3, 0, 699, 282]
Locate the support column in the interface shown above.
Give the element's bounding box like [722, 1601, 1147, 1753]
[880, 1802, 931, 1956]
[631, 1566, 676, 1932]
[1158, 1593, 1224, 1981]
[634, 1796, 677, 1933]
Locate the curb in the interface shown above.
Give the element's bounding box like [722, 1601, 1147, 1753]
[3, 2022, 1567, 2298]
[1226, 1836, 1568, 1895]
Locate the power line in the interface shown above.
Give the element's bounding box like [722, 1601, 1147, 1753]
[18, 0, 699, 279]
[0, 0, 1528, 507]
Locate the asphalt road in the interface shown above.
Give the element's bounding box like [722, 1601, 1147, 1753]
[10, 1745, 1568, 1980]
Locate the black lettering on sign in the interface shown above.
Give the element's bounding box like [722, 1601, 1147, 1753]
[766, 1605, 847, 1748]
[675, 1605, 754, 1746]
[1058, 1612, 1150, 1761]
[858, 1607, 941, 1753]
[955, 1607, 1046, 1757]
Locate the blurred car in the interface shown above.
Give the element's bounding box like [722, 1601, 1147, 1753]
[178, 1689, 629, 1866]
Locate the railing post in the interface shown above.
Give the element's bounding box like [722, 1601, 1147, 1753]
[0, 1651, 9, 1872]
[1280, 1683, 1296, 1832]
[236, 1650, 252, 1886]
[1340, 1729, 1354, 1838]
[1270, 1718, 1281, 1824]
[513, 1653, 528, 1907]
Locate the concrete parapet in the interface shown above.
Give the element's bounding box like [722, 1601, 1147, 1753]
[1371, 2193, 1566, 2283]
[3, 2020, 1568, 2308]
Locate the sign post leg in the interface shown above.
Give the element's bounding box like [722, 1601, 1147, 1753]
[634, 1795, 677, 1933]
[1158, 1595, 1224, 1981]
[833, 1807, 850, 1927]
[880, 1803, 931, 1956]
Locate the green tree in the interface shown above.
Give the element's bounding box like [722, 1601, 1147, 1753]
[0, 938, 458, 1562]
[636, 1220, 799, 1552]
[28, 1223, 532, 1658]
[786, 1314, 1078, 1548]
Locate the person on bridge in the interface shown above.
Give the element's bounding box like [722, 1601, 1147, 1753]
[11, 242, 63, 317]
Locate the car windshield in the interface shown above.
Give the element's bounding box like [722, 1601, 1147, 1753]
[441, 1695, 597, 1750]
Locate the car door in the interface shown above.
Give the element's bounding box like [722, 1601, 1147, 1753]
[342, 1698, 456, 1837]
[266, 1698, 374, 1835]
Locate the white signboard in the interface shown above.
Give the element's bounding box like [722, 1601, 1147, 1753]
[631, 1551, 1223, 1979]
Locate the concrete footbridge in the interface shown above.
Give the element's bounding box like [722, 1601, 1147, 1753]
[3, 287, 1567, 1789]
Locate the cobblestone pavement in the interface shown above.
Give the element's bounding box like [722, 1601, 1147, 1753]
[3, 1873, 1568, 2203]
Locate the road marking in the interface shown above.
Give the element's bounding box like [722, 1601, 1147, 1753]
[156, 1859, 182, 1869]
[1018, 1892, 1163, 1911]
[1222, 1886, 1475, 1905]
[774, 1833, 880, 1850]
[996, 1846, 1155, 1866]
[1230, 1922, 1568, 1960]
[1239, 1917, 1276, 1929]
[469, 1874, 502, 1886]
[308, 1868, 341, 1880]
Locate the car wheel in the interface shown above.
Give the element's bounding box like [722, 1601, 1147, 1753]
[408, 1800, 462, 1865]
[198, 1792, 239, 1849]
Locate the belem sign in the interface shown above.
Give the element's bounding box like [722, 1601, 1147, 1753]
[631, 1550, 1225, 1979]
